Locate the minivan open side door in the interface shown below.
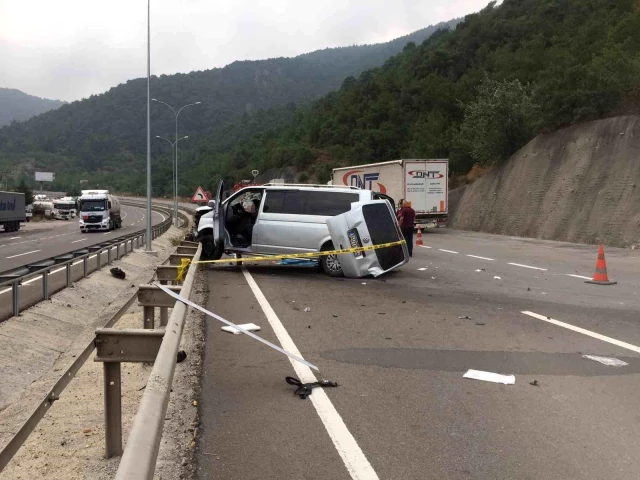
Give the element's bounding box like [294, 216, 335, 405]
[213, 180, 225, 244]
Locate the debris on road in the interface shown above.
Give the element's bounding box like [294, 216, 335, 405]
[463, 369, 515, 385]
[221, 323, 261, 335]
[177, 350, 187, 363]
[285, 376, 339, 400]
[110, 267, 126, 279]
[582, 355, 628, 367]
[530, 380, 540, 386]
[279, 258, 318, 267]
[418, 267, 427, 271]
[475, 322, 486, 326]
[475, 269, 485, 272]
[304, 307, 311, 312]
[458, 316, 471, 319]
[493, 276, 501, 280]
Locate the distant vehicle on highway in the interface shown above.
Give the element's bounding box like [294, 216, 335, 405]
[0, 191, 26, 233]
[52, 197, 77, 220]
[197, 182, 395, 276]
[332, 159, 449, 227]
[78, 190, 122, 232]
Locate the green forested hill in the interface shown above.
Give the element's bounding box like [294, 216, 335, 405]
[186, 0, 640, 192]
[0, 88, 65, 127]
[0, 20, 457, 192]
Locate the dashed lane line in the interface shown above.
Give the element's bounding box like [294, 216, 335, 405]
[508, 262, 548, 271]
[466, 254, 495, 261]
[6, 250, 41, 259]
[566, 274, 592, 280]
[417, 245, 432, 249]
[438, 249, 459, 254]
[242, 267, 379, 480]
[8, 237, 21, 240]
[71, 238, 87, 243]
[522, 311, 640, 355]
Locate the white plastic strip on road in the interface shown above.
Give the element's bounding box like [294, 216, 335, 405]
[241, 267, 379, 480]
[567, 274, 592, 280]
[522, 311, 640, 355]
[438, 249, 459, 254]
[508, 262, 547, 271]
[466, 254, 495, 261]
[6, 249, 40, 259]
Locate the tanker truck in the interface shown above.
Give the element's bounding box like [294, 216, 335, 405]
[78, 190, 121, 232]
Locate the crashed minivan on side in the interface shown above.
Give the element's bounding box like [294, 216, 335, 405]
[196, 182, 407, 277]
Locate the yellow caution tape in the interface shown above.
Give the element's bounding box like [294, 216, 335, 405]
[175, 240, 406, 281]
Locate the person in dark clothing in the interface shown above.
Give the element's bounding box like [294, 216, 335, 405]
[397, 201, 416, 257]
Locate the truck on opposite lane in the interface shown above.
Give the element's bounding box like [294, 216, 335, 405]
[78, 190, 122, 232]
[331, 159, 448, 227]
[0, 191, 26, 233]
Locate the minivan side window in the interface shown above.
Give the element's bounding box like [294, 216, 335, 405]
[262, 190, 358, 216]
[305, 192, 359, 216]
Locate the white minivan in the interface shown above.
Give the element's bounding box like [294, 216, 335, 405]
[197, 182, 396, 276]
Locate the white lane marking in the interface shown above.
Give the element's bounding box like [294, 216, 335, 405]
[567, 274, 592, 280]
[103, 232, 111, 235]
[417, 245, 432, 249]
[122, 211, 128, 220]
[0, 254, 100, 295]
[8, 236, 21, 240]
[417, 267, 427, 271]
[6, 249, 41, 259]
[71, 238, 87, 243]
[242, 268, 379, 480]
[508, 262, 547, 271]
[438, 249, 459, 254]
[522, 311, 640, 355]
[467, 254, 495, 261]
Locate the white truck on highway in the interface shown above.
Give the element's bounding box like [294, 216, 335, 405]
[52, 197, 77, 220]
[0, 191, 26, 233]
[78, 190, 122, 232]
[331, 159, 449, 227]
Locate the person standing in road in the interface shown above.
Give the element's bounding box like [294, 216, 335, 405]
[397, 200, 416, 257]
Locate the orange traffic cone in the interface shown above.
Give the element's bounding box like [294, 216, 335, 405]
[415, 227, 424, 246]
[585, 245, 617, 285]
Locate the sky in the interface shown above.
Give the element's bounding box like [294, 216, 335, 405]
[0, 0, 492, 102]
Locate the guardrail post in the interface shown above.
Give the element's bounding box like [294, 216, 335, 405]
[104, 362, 123, 458]
[42, 268, 49, 300]
[116, 242, 120, 260]
[159, 280, 168, 327]
[97, 250, 101, 270]
[66, 262, 71, 287]
[12, 280, 19, 317]
[143, 307, 154, 329]
[83, 256, 88, 278]
[107, 246, 112, 265]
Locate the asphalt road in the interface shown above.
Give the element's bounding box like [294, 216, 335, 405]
[195, 229, 640, 480]
[0, 205, 164, 273]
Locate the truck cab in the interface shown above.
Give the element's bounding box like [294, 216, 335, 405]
[78, 190, 121, 232]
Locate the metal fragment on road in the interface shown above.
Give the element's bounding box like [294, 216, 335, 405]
[463, 369, 515, 385]
[493, 276, 501, 280]
[221, 323, 261, 335]
[582, 355, 628, 367]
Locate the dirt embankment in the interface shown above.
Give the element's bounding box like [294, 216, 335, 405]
[449, 115, 640, 247]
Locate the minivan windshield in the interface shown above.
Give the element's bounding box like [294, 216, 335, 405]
[80, 200, 106, 212]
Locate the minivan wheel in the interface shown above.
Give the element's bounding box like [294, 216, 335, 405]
[320, 243, 343, 277]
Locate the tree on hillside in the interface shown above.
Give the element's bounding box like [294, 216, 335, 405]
[457, 76, 541, 166]
[66, 185, 81, 197]
[14, 178, 34, 205]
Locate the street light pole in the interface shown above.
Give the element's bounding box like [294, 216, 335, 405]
[155, 135, 188, 202]
[145, 0, 152, 250]
[151, 99, 201, 225]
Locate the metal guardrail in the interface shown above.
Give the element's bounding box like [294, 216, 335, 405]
[0, 203, 190, 473]
[0, 202, 174, 319]
[113, 244, 201, 479]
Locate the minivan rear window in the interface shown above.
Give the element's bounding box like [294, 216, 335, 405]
[263, 190, 358, 216]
